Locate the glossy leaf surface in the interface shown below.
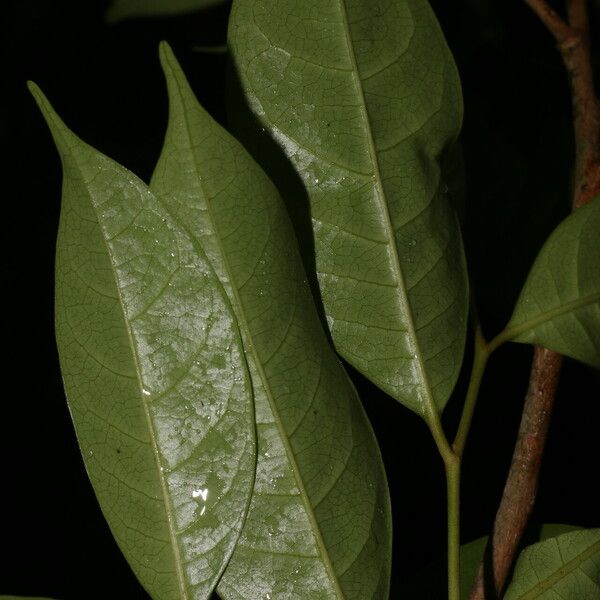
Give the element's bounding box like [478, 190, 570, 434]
[106, 0, 226, 22]
[228, 0, 469, 417]
[506, 196, 600, 368]
[150, 43, 392, 599]
[30, 84, 256, 600]
[504, 529, 600, 599]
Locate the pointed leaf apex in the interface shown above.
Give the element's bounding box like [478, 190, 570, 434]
[27, 80, 80, 158]
[158, 40, 181, 80]
[158, 39, 173, 59]
[158, 41, 204, 114]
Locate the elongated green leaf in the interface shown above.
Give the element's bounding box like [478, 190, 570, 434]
[228, 0, 468, 417]
[29, 83, 256, 600]
[504, 197, 600, 367]
[504, 529, 600, 599]
[150, 42, 392, 599]
[106, 0, 226, 22]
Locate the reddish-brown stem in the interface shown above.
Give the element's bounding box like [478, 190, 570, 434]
[525, 0, 573, 40]
[469, 2, 599, 599]
[563, 1, 600, 208]
[469, 349, 562, 599]
[525, 0, 600, 208]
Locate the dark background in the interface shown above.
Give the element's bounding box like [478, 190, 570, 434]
[2, 0, 599, 598]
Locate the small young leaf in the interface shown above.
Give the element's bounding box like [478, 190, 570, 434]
[151, 42, 392, 600]
[457, 525, 583, 599]
[228, 0, 469, 418]
[106, 0, 227, 22]
[504, 197, 600, 367]
[29, 83, 256, 600]
[504, 529, 600, 599]
[400, 524, 582, 599]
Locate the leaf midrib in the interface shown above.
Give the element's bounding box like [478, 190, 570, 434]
[515, 538, 600, 599]
[337, 0, 439, 421]
[78, 166, 190, 598]
[163, 57, 346, 599]
[506, 292, 600, 343]
[29, 82, 194, 598]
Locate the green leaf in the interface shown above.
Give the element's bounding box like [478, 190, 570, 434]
[29, 83, 256, 600]
[504, 529, 600, 599]
[504, 197, 600, 368]
[228, 0, 469, 417]
[151, 42, 392, 599]
[459, 536, 491, 599]
[399, 524, 582, 599]
[457, 525, 582, 599]
[106, 0, 227, 22]
[0, 597, 59, 600]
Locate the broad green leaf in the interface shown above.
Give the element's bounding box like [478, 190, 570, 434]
[504, 529, 600, 599]
[106, 0, 227, 22]
[503, 197, 600, 367]
[228, 0, 469, 417]
[150, 42, 392, 599]
[29, 83, 256, 600]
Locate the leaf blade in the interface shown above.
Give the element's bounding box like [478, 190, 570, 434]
[504, 529, 600, 599]
[106, 0, 226, 22]
[228, 0, 469, 416]
[151, 42, 392, 600]
[399, 524, 583, 600]
[505, 196, 600, 367]
[29, 82, 256, 600]
[0, 597, 60, 600]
